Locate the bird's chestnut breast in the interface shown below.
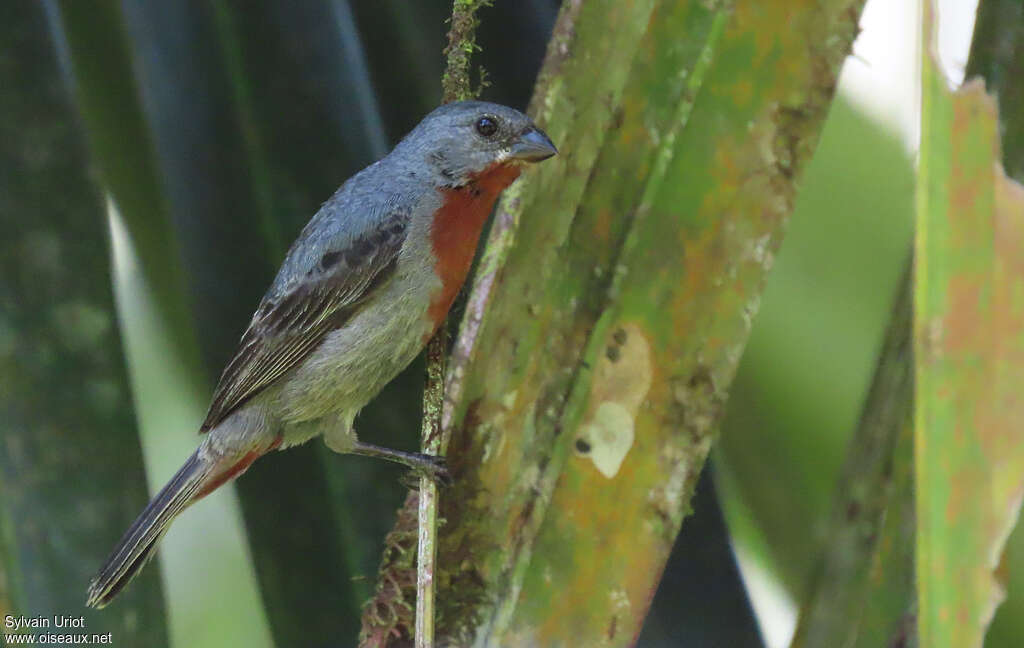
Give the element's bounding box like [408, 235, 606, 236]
[426, 162, 522, 331]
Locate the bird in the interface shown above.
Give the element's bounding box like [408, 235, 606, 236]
[86, 100, 557, 608]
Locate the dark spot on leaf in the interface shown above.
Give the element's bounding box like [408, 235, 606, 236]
[687, 365, 716, 394]
[575, 438, 591, 454]
[606, 344, 621, 362]
[613, 328, 627, 345]
[887, 613, 915, 648]
[846, 499, 861, 521]
[669, 365, 722, 443]
[610, 106, 625, 130]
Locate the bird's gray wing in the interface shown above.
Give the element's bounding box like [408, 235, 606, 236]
[199, 212, 409, 432]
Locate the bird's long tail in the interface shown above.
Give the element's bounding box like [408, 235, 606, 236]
[86, 439, 276, 608]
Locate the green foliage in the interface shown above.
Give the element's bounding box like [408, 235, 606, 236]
[5, 1, 1024, 646]
[362, 0, 866, 644]
[914, 9, 1024, 644]
[716, 95, 915, 596]
[0, 2, 165, 644]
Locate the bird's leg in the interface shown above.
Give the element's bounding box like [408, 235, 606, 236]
[350, 441, 451, 485]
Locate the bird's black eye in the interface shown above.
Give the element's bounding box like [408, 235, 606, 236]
[475, 116, 499, 137]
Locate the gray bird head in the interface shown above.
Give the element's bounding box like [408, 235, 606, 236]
[396, 100, 557, 187]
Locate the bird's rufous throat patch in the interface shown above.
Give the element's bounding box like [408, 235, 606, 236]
[426, 161, 521, 333]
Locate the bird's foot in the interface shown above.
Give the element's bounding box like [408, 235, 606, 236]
[351, 441, 452, 486]
[411, 453, 452, 486]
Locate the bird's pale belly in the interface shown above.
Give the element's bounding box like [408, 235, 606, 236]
[273, 261, 440, 433]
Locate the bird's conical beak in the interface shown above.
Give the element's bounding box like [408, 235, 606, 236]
[508, 127, 558, 162]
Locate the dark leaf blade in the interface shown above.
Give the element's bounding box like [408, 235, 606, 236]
[0, 2, 166, 644]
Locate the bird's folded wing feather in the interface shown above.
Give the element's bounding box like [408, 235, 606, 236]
[199, 212, 409, 432]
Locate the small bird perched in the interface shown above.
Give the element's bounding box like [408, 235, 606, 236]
[87, 100, 556, 608]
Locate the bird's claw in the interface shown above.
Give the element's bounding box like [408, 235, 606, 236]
[402, 453, 452, 488]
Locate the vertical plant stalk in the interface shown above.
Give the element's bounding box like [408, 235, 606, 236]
[441, 0, 491, 103]
[416, 335, 445, 648]
[790, 258, 913, 647]
[416, 3, 491, 647]
[798, 4, 1024, 644]
[366, 1, 866, 644]
[964, 1, 1024, 643]
[915, 2, 1024, 645]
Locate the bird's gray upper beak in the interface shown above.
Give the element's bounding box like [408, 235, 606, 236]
[509, 127, 558, 162]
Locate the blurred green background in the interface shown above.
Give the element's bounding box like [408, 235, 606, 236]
[1, 1, 1019, 647]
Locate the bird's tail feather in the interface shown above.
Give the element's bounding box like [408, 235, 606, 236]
[87, 449, 213, 608]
